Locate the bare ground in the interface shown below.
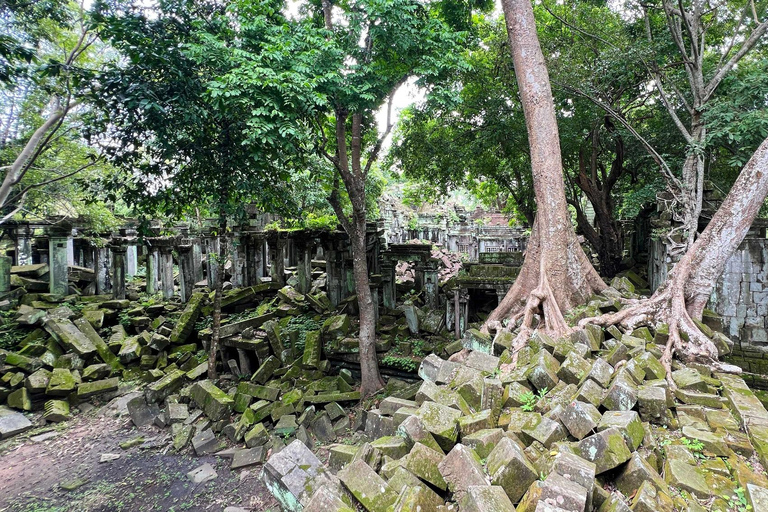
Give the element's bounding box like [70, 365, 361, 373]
[0, 388, 279, 512]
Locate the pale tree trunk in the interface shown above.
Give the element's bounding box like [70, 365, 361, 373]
[583, 136, 768, 379]
[0, 97, 72, 212]
[484, 0, 605, 357]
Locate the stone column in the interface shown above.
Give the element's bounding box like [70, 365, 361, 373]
[110, 244, 127, 300]
[324, 245, 341, 306]
[205, 236, 221, 288]
[67, 238, 75, 266]
[381, 259, 396, 309]
[159, 246, 175, 299]
[177, 244, 196, 302]
[192, 239, 204, 283]
[146, 247, 159, 295]
[295, 238, 313, 295]
[269, 238, 286, 286]
[0, 255, 11, 294]
[245, 234, 265, 285]
[14, 226, 33, 266]
[126, 244, 138, 278]
[96, 246, 111, 295]
[422, 259, 440, 310]
[231, 232, 247, 288]
[414, 259, 425, 293]
[48, 236, 69, 296]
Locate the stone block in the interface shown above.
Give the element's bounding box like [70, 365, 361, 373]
[526, 349, 560, 392]
[191, 381, 234, 421]
[396, 415, 444, 454]
[338, 459, 398, 512]
[403, 442, 447, 490]
[145, 369, 186, 403]
[437, 444, 486, 500]
[461, 428, 504, 459]
[415, 401, 461, 452]
[557, 352, 592, 385]
[263, 440, 338, 512]
[460, 486, 516, 512]
[601, 376, 637, 411]
[231, 446, 266, 469]
[169, 292, 205, 344]
[127, 395, 160, 427]
[77, 377, 119, 398]
[486, 436, 537, 503]
[559, 400, 601, 440]
[0, 406, 32, 438]
[615, 452, 667, 497]
[576, 427, 632, 474]
[597, 411, 644, 451]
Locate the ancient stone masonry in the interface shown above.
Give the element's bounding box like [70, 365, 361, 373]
[645, 182, 768, 386]
[379, 199, 528, 262]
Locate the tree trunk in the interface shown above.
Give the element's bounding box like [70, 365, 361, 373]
[583, 135, 768, 377]
[349, 212, 385, 396]
[485, 0, 606, 351]
[208, 230, 226, 380]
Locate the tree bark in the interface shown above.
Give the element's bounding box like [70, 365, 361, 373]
[485, 0, 605, 351]
[582, 135, 768, 377]
[208, 230, 226, 380]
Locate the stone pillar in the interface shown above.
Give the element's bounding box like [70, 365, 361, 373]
[110, 244, 127, 300]
[67, 238, 75, 266]
[205, 236, 221, 288]
[146, 247, 159, 295]
[48, 236, 69, 296]
[422, 259, 439, 310]
[96, 246, 111, 295]
[159, 246, 175, 299]
[269, 238, 286, 286]
[324, 245, 341, 306]
[231, 232, 247, 288]
[14, 226, 33, 266]
[177, 244, 196, 302]
[192, 239, 204, 283]
[126, 244, 138, 278]
[295, 239, 313, 295]
[0, 255, 11, 294]
[414, 259, 425, 293]
[381, 259, 396, 309]
[246, 235, 265, 285]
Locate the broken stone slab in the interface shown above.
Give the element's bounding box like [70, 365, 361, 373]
[379, 397, 418, 416]
[0, 349, 43, 373]
[73, 316, 122, 370]
[191, 381, 234, 421]
[82, 363, 112, 381]
[437, 444, 487, 501]
[24, 368, 51, 394]
[0, 406, 32, 438]
[169, 292, 205, 344]
[192, 428, 222, 455]
[486, 436, 537, 503]
[338, 459, 398, 512]
[118, 336, 142, 364]
[262, 439, 339, 512]
[127, 395, 160, 427]
[417, 354, 444, 383]
[44, 317, 97, 357]
[304, 486, 355, 512]
[77, 377, 119, 398]
[251, 355, 282, 385]
[231, 446, 266, 469]
[663, 458, 710, 500]
[187, 463, 218, 484]
[145, 369, 187, 404]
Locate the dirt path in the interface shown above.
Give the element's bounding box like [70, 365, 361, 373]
[0, 390, 279, 512]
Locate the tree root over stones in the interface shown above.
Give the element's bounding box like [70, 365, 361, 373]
[578, 280, 739, 388]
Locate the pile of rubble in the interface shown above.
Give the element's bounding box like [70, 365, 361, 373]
[0, 273, 366, 452]
[262, 292, 768, 511]
[395, 241, 463, 285]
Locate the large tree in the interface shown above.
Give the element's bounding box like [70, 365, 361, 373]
[501, 0, 768, 379]
[483, 0, 606, 355]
